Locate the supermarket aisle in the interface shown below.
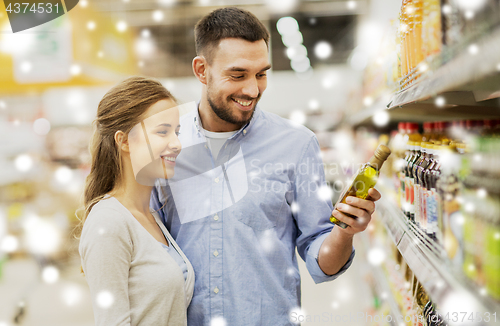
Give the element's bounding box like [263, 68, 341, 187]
[0, 257, 94, 326]
[0, 245, 374, 326]
[298, 240, 374, 326]
[1, 0, 499, 325]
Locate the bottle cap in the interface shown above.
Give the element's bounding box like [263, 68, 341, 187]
[465, 120, 476, 129]
[369, 144, 391, 170]
[398, 122, 406, 132]
[407, 122, 419, 131]
[423, 122, 434, 131]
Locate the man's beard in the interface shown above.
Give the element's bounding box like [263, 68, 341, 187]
[207, 87, 259, 128]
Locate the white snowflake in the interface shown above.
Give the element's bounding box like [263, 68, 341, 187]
[210, 316, 227, 326]
[62, 284, 83, 306]
[259, 229, 276, 253]
[367, 247, 386, 266]
[317, 185, 332, 201]
[96, 291, 114, 309]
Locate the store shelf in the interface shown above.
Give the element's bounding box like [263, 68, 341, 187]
[347, 98, 390, 127]
[389, 24, 500, 110]
[349, 24, 500, 126]
[376, 195, 500, 326]
[359, 233, 402, 326]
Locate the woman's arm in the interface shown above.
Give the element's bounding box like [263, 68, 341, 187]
[80, 208, 133, 326]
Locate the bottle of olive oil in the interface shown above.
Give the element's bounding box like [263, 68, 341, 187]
[330, 144, 391, 228]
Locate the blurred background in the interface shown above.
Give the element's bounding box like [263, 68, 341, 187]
[0, 0, 499, 325]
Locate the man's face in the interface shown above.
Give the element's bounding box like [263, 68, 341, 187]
[205, 38, 271, 128]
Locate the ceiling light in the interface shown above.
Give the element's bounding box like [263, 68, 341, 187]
[116, 21, 127, 32]
[276, 17, 299, 36]
[314, 41, 333, 60]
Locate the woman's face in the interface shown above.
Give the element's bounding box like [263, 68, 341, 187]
[127, 99, 181, 186]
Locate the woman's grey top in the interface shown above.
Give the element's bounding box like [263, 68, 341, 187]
[79, 196, 195, 326]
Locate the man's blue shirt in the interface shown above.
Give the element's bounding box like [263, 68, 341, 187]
[151, 105, 355, 325]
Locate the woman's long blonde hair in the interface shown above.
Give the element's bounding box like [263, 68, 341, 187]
[76, 76, 175, 230]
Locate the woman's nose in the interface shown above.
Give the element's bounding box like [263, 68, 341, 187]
[169, 134, 182, 153]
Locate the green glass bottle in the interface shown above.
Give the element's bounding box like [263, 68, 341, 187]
[330, 144, 391, 228]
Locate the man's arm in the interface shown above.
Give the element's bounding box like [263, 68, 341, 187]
[317, 188, 381, 275]
[292, 134, 353, 283]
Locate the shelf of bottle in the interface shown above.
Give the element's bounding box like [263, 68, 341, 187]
[375, 192, 500, 326]
[389, 23, 500, 110]
[348, 24, 500, 127]
[349, 100, 500, 126]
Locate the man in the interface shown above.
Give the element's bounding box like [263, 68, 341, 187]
[151, 7, 381, 325]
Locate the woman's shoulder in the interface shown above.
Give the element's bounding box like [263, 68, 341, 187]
[87, 197, 127, 222]
[82, 197, 133, 238]
[79, 197, 134, 259]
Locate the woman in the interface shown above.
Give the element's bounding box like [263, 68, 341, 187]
[78, 76, 194, 326]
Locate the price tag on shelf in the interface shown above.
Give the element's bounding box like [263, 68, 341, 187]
[398, 233, 451, 306]
[399, 235, 434, 283]
[384, 219, 404, 246]
[378, 198, 405, 246]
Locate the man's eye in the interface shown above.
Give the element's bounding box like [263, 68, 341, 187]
[257, 74, 267, 78]
[231, 75, 244, 79]
[175, 131, 181, 136]
[157, 130, 167, 135]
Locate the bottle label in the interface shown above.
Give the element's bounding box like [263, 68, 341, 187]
[422, 188, 430, 232]
[425, 189, 435, 233]
[414, 183, 420, 225]
[406, 177, 413, 204]
[435, 189, 443, 241]
[408, 177, 415, 214]
[400, 172, 406, 207]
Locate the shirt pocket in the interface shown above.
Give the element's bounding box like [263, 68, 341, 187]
[232, 175, 289, 231]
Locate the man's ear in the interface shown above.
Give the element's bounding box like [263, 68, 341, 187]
[115, 130, 129, 153]
[192, 56, 208, 85]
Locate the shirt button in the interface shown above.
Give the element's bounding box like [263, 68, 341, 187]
[213, 250, 219, 257]
[214, 177, 219, 183]
[214, 214, 219, 221]
[243, 130, 247, 135]
[214, 287, 219, 294]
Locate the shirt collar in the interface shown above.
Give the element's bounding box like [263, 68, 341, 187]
[193, 102, 261, 139]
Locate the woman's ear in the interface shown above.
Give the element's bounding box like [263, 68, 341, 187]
[115, 130, 129, 153]
[192, 56, 207, 85]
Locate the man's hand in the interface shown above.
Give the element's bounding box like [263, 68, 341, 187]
[317, 188, 382, 275]
[330, 188, 382, 235]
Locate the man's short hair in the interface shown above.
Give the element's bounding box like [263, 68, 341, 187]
[195, 7, 270, 64]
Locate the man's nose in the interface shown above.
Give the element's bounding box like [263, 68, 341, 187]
[241, 78, 259, 98]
